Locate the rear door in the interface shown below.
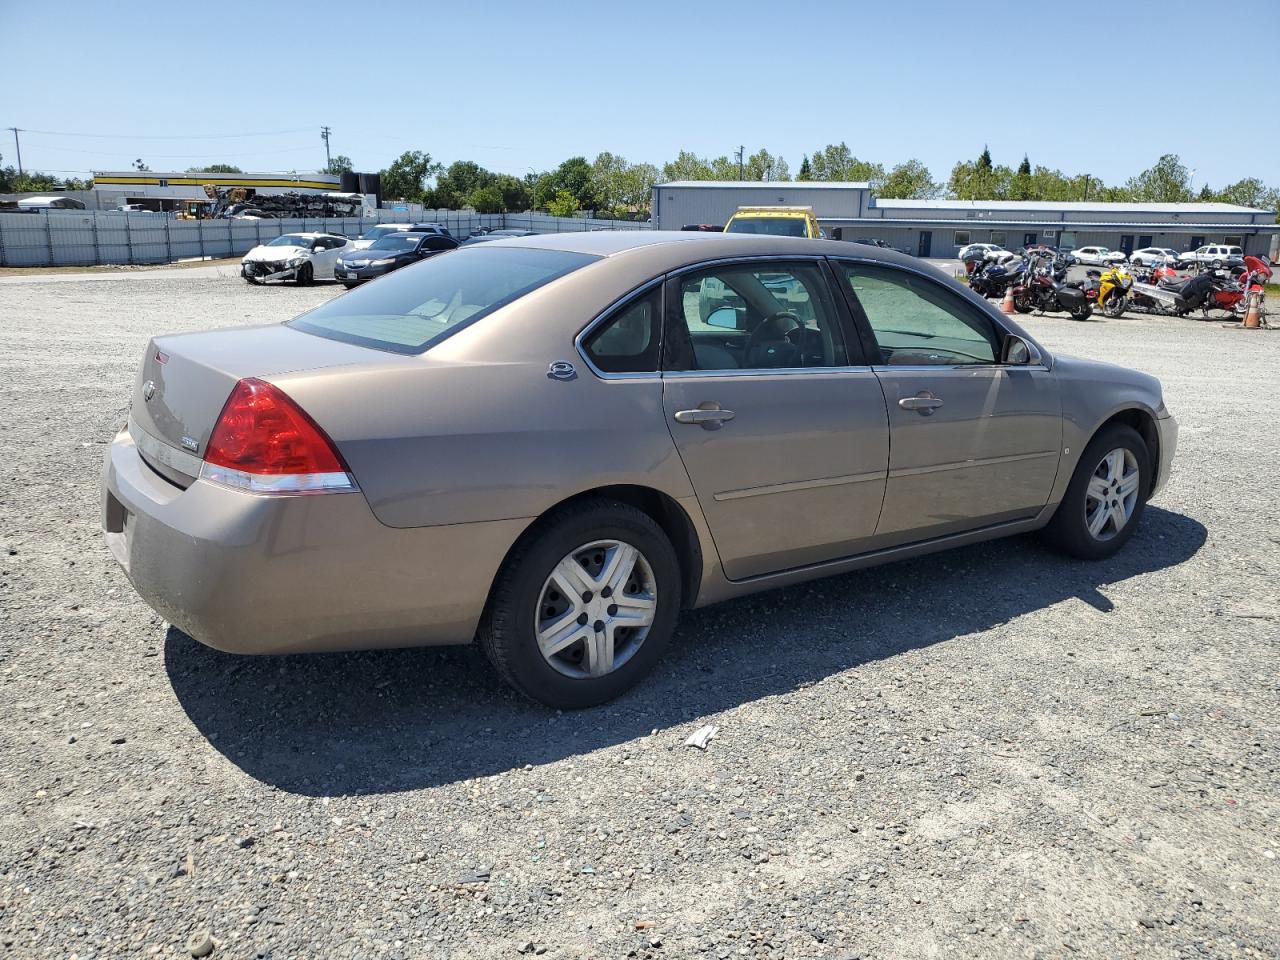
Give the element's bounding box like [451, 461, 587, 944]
[661, 258, 889, 580]
[831, 259, 1061, 545]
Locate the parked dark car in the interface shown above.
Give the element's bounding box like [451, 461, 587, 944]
[334, 232, 459, 286]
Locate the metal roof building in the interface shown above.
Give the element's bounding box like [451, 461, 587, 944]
[652, 181, 1280, 259]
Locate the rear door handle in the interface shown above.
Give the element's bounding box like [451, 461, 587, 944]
[899, 395, 944, 414]
[674, 405, 736, 430]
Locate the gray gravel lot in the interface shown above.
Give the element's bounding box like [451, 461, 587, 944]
[1, 273, 1277, 959]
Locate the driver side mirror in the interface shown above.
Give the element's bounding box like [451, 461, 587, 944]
[706, 307, 739, 329]
[1000, 333, 1042, 366]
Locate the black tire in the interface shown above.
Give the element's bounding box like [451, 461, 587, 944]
[1070, 302, 1093, 321]
[478, 499, 683, 709]
[295, 263, 313, 286]
[1043, 423, 1151, 560]
[1103, 294, 1126, 318]
[341, 282, 359, 289]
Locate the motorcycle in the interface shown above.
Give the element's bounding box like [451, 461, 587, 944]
[1204, 256, 1272, 319]
[1012, 254, 1094, 320]
[1127, 269, 1221, 317]
[1095, 263, 1135, 318]
[967, 251, 1026, 300]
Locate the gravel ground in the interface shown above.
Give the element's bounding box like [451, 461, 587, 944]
[1, 274, 1277, 960]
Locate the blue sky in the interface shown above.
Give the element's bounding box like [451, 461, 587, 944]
[1, 0, 1273, 191]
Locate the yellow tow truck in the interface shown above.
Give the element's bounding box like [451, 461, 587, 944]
[724, 205, 824, 239]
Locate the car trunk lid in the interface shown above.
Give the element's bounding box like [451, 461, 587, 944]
[128, 323, 395, 488]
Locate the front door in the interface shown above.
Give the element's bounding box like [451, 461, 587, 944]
[916, 231, 932, 258]
[661, 260, 889, 580]
[1119, 235, 1135, 256]
[831, 260, 1061, 545]
[1138, 235, 1153, 248]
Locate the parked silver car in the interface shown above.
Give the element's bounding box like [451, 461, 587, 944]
[103, 233, 1177, 707]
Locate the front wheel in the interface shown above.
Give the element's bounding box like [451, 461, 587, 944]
[341, 282, 359, 289]
[1069, 302, 1093, 320]
[1103, 294, 1127, 318]
[478, 500, 682, 709]
[1043, 424, 1150, 560]
[294, 263, 313, 286]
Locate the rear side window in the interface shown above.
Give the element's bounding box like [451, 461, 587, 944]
[290, 247, 598, 354]
[581, 288, 661, 374]
[726, 217, 807, 238]
[423, 235, 459, 251]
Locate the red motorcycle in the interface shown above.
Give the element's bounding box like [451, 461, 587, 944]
[1204, 255, 1271, 319]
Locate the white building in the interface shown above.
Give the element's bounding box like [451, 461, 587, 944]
[652, 181, 1280, 259]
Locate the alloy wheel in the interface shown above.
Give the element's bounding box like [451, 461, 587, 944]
[1084, 448, 1141, 541]
[534, 540, 657, 679]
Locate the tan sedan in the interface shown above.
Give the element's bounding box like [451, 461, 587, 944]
[103, 232, 1177, 708]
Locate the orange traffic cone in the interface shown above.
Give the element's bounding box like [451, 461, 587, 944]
[1001, 286, 1016, 315]
[1242, 290, 1262, 329]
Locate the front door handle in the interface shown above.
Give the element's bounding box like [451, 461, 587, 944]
[899, 394, 944, 415]
[674, 404, 736, 430]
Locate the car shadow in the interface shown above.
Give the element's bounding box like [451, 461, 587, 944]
[165, 507, 1205, 796]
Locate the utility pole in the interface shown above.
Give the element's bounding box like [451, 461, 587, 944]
[7, 127, 22, 177]
[736, 145, 744, 180]
[1082, 174, 1090, 202]
[320, 126, 332, 171]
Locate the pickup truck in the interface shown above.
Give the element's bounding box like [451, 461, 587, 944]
[724, 206, 823, 239]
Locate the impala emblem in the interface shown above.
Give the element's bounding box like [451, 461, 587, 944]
[547, 361, 577, 381]
[142, 380, 157, 401]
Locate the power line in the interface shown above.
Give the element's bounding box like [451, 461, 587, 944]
[19, 143, 322, 160]
[14, 127, 316, 141]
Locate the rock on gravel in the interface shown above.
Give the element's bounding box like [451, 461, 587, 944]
[1, 274, 1278, 958]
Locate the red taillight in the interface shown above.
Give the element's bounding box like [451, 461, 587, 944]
[202, 378, 355, 494]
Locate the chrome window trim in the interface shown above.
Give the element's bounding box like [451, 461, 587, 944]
[870, 363, 1050, 374]
[573, 277, 666, 381]
[663, 365, 876, 379]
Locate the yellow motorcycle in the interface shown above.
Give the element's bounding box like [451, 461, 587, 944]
[1096, 263, 1134, 318]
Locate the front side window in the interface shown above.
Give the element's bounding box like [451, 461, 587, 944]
[290, 247, 598, 354]
[836, 262, 999, 366]
[665, 262, 847, 371]
[581, 288, 661, 374]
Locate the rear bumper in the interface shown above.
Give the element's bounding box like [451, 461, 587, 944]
[101, 429, 531, 655]
[1152, 413, 1178, 499]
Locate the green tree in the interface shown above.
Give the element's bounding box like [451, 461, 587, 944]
[546, 189, 579, 218]
[379, 150, 443, 202]
[1211, 177, 1280, 210]
[661, 150, 713, 182]
[744, 149, 790, 181]
[553, 157, 596, 209]
[132, 158, 149, 171]
[323, 155, 353, 175]
[1010, 154, 1033, 200]
[797, 155, 812, 180]
[186, 164, 242, 174]
[808, 143, 884, 185]
[467, 184, 506, 213]
[493, 174, 531, 212]
[428, 160, 495, 209]
[978, 145, 993, 171]
[1124, 154, 1192, 202]
[616, 162, 658, 215]
[877, 159, 940, 199]
[590, 151, 629, 211]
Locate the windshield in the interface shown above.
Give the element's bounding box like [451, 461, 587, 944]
[359, 225, 404, 241]
[369, 235, 420, 251]
[268, 234, 310, 247]
[725, 217, 808, 238]
[290, 247, 599, 354]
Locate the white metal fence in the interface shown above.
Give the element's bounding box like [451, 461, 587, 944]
[0, 209, 652, 267]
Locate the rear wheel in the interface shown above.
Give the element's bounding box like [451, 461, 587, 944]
[1044, 423, 1150, 560]
[478, 500, 682, 709]
[1070, 302, 1093, 321]
[295, 263, 313, 286]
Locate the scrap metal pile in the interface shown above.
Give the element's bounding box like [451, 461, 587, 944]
[203, 184, 366, 219]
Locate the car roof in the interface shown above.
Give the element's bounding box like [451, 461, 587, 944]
[476, 229, 926, 270]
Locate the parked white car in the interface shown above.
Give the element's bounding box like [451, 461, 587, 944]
[240, 232, 349, 285]
[1177, 244, 1244, 269]
[957, 242, 1006, 261]
[350, 222, 453, 250]
[1070, 246, 1127, 266]
[1128, 247, 1179, 267]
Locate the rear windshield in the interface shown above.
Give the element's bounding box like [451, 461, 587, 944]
[726, 217, 808, 238]
[289, 247, 598, 354]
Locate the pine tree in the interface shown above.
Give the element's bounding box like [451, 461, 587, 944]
[978, 145, 993, 171]
[1018, 154, 1031, 177]
[798, 155, 812, 180]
